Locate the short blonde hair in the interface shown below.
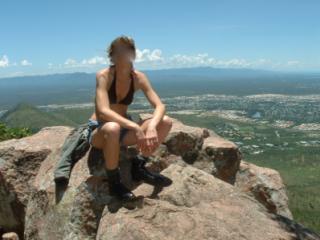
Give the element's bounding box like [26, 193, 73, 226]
[107, 35, 136, 65]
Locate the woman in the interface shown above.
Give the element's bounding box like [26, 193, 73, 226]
[87, 35, 173, 202]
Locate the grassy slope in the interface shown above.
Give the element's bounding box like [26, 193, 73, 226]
[0, 102, 77, 133]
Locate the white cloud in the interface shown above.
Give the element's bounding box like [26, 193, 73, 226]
[64, 58, 77, 66]
[81, 56, 107, 65]
[136, 48, 164, 63]
[61, 49, 164, 69]
[21, 59, 32, 66]
[147, 52, 302, 70]
[56, 49, 303, 71]
[62, 56, 108, 68]
[166, 53, 253, 68]
[49, 49, 304, 73]
[0, 55, 9, 68]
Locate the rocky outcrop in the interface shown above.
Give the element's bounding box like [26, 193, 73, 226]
[235, 161, 293, 219]
[0, 114, 319, 239]
[197, 134, 241, 184]
[0, 127, 68, 238]
[96, 163, 309, 240]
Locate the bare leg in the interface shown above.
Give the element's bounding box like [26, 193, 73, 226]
[90, 122, 122, 169]
[89, 121, 137, 200]
[89, 115, 173, 165]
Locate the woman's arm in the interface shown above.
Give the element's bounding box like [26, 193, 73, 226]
[95, 72, 139, 130]
[138, 71, 166, 128]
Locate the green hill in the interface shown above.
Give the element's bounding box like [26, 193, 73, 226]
[0, 102, 77, 133]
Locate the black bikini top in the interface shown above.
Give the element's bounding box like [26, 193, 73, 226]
[108, 66, 135, 105]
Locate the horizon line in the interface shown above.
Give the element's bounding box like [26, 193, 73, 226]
[1, 66, 319, 79]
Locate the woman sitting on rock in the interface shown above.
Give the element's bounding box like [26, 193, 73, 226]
[87, 35, 173, 202]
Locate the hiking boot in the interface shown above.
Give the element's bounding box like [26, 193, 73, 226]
[106, 167, 137, 202]
[131, 155, 173, 187]
[54, 175, 69, 185]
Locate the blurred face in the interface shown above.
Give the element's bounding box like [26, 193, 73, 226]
[113, 44, 135, 65]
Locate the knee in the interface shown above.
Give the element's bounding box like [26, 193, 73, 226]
[100, 122, 121, 137]
[161, 115, 173, 129]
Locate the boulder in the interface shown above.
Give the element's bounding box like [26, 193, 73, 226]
[96, 163, 319, 240]
[235, 160, 293, 219]
[0, 126, 70, 238]
[197, 134, 242, 184]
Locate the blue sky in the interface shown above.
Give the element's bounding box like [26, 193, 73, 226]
[0, 0, 319, 77]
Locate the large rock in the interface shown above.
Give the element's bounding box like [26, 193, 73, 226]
[96, 163, 319, 240]
[235, 161, 293, 219]
[0, 116, 318, 239]
[23, 139, 140, 240]
[0, 126, 70, 238]
[197, 134, 242, 184]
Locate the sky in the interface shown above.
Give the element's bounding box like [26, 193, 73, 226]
[0, 0, 319, 78]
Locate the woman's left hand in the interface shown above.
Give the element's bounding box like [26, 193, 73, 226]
[143, 125, 159, 154]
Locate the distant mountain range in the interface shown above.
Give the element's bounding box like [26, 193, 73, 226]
[0, 66, 319, 110]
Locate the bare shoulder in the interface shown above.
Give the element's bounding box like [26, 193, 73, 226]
[133, 69, 147, 79]
[132, 69, 149, 90]
[96, 67, 112, 88]
[96, 67, 111, 79]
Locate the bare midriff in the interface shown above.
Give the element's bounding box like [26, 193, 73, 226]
[89, 103, 129, 122]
